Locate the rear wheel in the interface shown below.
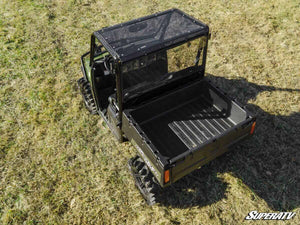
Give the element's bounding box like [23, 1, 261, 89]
[77, 77, 97, 114]
[128, 155, 161, 205]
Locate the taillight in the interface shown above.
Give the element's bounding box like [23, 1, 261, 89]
[250, 121, 256, 135]
[164, 169, 170, 183]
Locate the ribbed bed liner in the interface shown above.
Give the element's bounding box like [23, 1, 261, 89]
[127, 79, 247, 159]
[139, 96, 236, 157]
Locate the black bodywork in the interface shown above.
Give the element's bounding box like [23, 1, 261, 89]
[79, 9, 256, 190]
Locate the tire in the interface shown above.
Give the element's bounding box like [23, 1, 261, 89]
[128, 155, 161, 205]
[77, 77, 98, 115]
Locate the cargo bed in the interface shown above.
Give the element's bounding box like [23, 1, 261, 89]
[125, 78, 249, 159]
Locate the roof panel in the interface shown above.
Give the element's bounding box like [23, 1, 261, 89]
[94, 9, 208, 62]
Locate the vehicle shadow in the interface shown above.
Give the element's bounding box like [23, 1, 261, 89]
[157, 74, 300, 211]
[157, 161, 229, 208]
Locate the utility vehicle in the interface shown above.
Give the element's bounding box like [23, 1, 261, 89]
[78, 9, 256, 205]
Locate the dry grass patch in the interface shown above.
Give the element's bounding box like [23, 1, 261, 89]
[0, 0, 299, 224]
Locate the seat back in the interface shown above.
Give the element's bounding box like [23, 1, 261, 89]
[122, 51, 168, 91]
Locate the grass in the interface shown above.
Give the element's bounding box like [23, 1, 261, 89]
[0, 0, 299, 224]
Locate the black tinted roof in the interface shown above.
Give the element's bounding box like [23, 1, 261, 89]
[94, 8, 209, 62]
